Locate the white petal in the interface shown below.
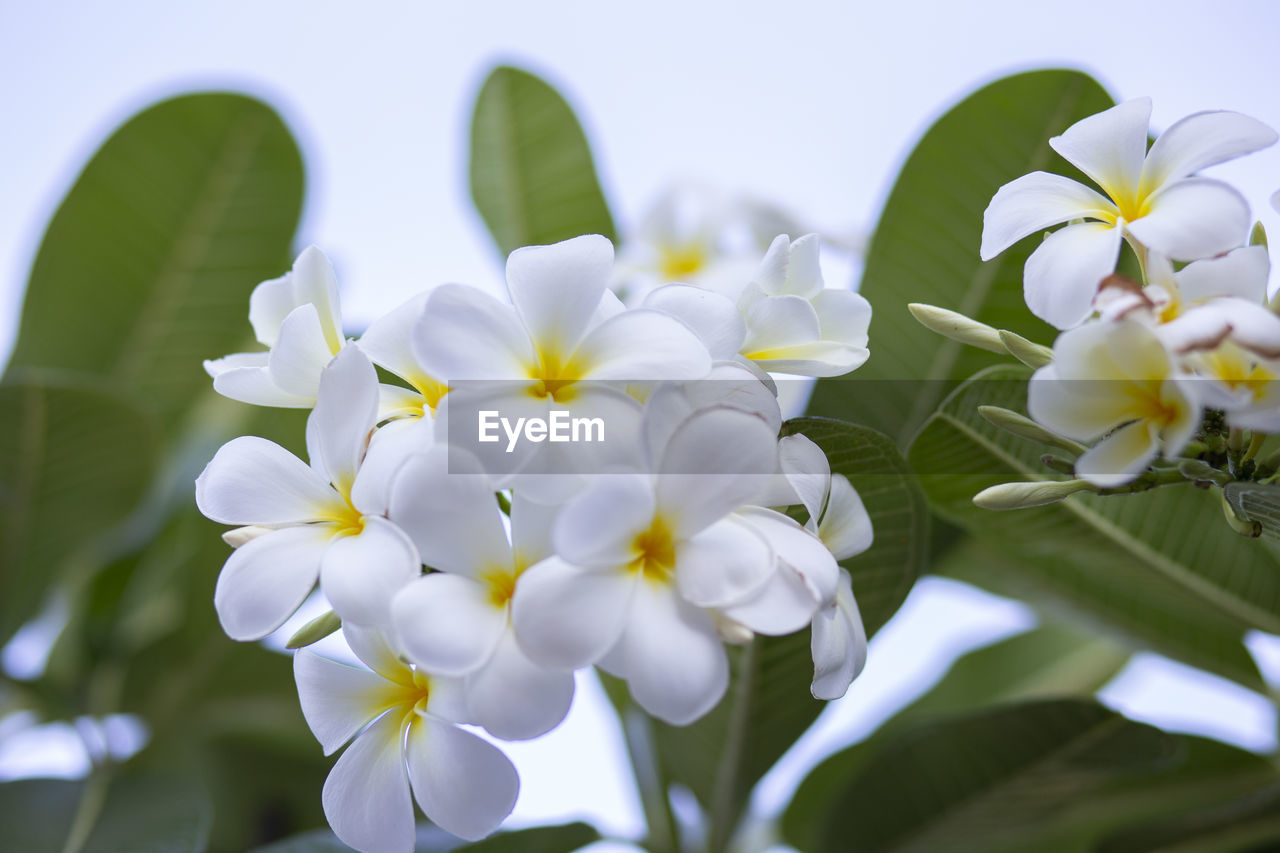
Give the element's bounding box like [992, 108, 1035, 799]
[294, 650, 402, 755]
[196, 435, 338, 525]
[1141, 110, 1278, 192]
[741, 294, 821, 354]
[1026, 363, 1138, 442]
[980, 172, 1117, 260]
[507, 234, 614, 359]
[509, 494, 561, 566]
[388, 447, 510, 577]
[323, 711, 415, 853]
[214, 524, 328, 641]
[778, 434, 831, 525]
[675, 517, 774, 607]
[406, 715, 519, 842]
[308, 346, 380, 495]
[778, 234, 825, 298]
[655, 407, 779, 537]
[321, 516, 421, 628]
[610, 582, 728, 725]
[248, 272, 297, 348]
[208, 360, 314, 408]
[642, 284, 746, 361]
[359, 292, 433, 385]
[291, 246, 345, 354]
[465, 631, 575, 740]
[350, 416, 431, 517]
[1024, 222, 1123, 329]
[736, 506, 838, 607]
[391, 574, 507, 676]
[413, 284, 535, 381]
[344, 624, 414, 683]
[1176, 246, 1271, 304]
[268, 303, 338, 398]
[1127, 178, 1250, 261]
[205, 351, 267, 376]
[810, 569, 867, 700]
[553, 475, 655, 569]
[745, 341, 869, 378]
[1074, 419, 1159, 487]
[573, 308, 712, 380]
[511, 557, 634, 669]
[819, 475, 874, 561]
[1049, 97, 1151, 204]
[720, 558, 823, 636]
[811, 288, 871, 349]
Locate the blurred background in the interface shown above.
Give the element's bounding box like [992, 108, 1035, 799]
[4, 1, 1280, 849]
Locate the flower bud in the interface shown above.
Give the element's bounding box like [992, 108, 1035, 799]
[286, 609, 343, 649]
[972, 479, 1091, 510]
[908, 303, 1006, 353]
[977, 406, 1087, 454]
[998, 330, 1054, 368]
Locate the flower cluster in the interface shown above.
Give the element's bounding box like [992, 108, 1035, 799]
[922, 98, 1280, 504]
[195, 232, 874, 851]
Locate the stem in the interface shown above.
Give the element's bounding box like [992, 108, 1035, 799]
[60, 763, 111, 853]
[1245, 432, 1268, 464]
[708, 640, 759, 853]
[619, 705, 679, 853]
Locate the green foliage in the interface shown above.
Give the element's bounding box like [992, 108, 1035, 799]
[0, 775, 211, 853]
[806, 69, 1114, 445]
[612, 418, 926, 850]
[0, 376, 157, 644]
[1097, 782, 1280, 852]
[5, 93, 304, 444]
[782, 622, 1128, 851]
[909, 365, 1275, 689]
[469, 66, 616, 257]
[808, 699, 1179, 852]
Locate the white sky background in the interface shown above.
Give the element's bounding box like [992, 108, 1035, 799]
[3, 0, 1280, 845]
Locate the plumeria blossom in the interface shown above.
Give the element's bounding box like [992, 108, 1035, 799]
[982, 98, 1276, 329]
[205, 246, 349, 407]
[511, 398, 834, 724]
[196, 346, 419, 639]
[388, 448, 574, 740]
[1028, 318, 1202, 487]
[414, 234, 712, 496]
[768, 435, 872, 698]
[295, 626, 518, 851]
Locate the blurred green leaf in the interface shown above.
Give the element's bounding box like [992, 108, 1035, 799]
[470, 66, 616, 257]
[1097, 781, 1280, 852]
[5, 92, 304, 442]
[782, 621, 1127, 851]
[0, 376, 157, 644]
[623, 418, 925, 849]
[909, 365, 1274, 690]
[248, 821, 600, 853]
[0, 775, 210, 852]
[806, 69, 1114, 445]
[812, 699, 1178, 853]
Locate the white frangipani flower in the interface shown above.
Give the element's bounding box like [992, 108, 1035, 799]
[414, 234, 712, 497]
[294, 626, 519, 850]
[204, 246, 348, 407]
[1028, 318, 1202, 487]
[195, 345, 419, 639]
[511, 403, 785, 724]
[388, 448, 574, 741]
[737, 234, 871, 377]
[982, 98, 1276, 329]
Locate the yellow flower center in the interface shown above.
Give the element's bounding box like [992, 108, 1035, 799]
[629, 517, 677, 583]
[658, 243, 708, 280]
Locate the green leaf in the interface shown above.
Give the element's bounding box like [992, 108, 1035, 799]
[781, 622, 1128, 851]
[1097, 782, 1280, 853]
[0, 775, 210, 853]
[1224, 480, 1280, 550]
[5, 92, 304, 442]
[806, 69, 1115, 445]
[909, 365, 1274, 690]
[813, 699, 1178, 853]
[0, 376, 157, 643]
[469, 66, 616, 257]
[635, 418, 926, 849]
[248, 822, 600, 853]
